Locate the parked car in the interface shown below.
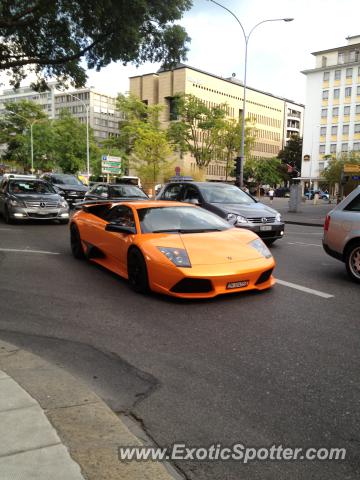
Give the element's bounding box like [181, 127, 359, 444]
[275, 187, 290, 198]
[41, 173, 88, 206]
[70, 200, 275, 298]
[323, 186, 360, 282]
[0, 175, 69, 224]
[305, 189, 329, 200]
[156, 179, 284, 244]
[84, 182, 149, 202]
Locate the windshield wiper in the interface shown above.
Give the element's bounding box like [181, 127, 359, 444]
[152, 228, 223, 233]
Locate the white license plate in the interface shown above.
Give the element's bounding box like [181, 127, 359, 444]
[227, 280, 249, 289]
[260, 225, 272, 231]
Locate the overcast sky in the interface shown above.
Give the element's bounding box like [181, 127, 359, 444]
[2, 0, 360, 104]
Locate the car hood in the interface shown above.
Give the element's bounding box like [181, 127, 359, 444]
[212, 202, 279, 218]
[55, 184, 88, 192]
[146, 229, 264, 265]
[11, 194, 62, 203]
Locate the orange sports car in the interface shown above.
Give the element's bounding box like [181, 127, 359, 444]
[70, 200, 275, 298]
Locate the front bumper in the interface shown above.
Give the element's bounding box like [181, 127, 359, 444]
[236, 222, 285, 240]
[8, 205, 70, 221]
[149, 256, 276, 299]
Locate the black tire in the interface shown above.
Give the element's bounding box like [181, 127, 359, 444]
[345, 241, 360, 283]
[70, 224, 85, 259]
[3, 205, 14, 224]
[127, 249, 149, 293]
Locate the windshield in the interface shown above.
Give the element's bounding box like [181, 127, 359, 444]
[52, 175, 83, 186]
[138, 206, 230, 234]
[109, 185, 148, 198]
[9, 180, 56, 194]
[200, 184, 255, 204]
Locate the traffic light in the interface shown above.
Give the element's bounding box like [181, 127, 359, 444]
[234, 157, 241, 176]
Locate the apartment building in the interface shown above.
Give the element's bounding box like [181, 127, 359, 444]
[301, 35, 360, 189]
[130, 64, 304, 181]
[0, 84, 124, 145]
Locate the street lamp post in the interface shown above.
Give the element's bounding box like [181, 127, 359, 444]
[65, 92, 90, 180]
[207, 0, 293, 187]
[9, 110, 40, 173]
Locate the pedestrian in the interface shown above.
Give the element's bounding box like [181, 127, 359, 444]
[268, 187, 274, 203]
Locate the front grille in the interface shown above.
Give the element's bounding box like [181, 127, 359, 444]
[171, 278, 213, 293]
[28, 212, 58, 218]
[247, 216, 276, 224]
[255, 268, 273, 285]
[25, 201, 59, 208]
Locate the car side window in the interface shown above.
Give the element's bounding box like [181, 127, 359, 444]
[163, 184, 183, 201]
[106, 205, 136, 228]
[182, 185, 201, 203]
[344, 193, 360, 212]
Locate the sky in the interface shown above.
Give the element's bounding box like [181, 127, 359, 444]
[1, 0, 360, 104]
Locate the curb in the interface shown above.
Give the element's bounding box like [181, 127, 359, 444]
[0, 339, 177, 480]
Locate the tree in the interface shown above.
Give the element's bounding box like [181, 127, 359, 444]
[0, 100, 51, 170]
[322, 152, 360, 195]
[244, 157, 283, 195]
[277, 134, 303, 178]
[167, 94, 227, 172]
[52, 110, 99, 173]
[0, 0, 192, 90]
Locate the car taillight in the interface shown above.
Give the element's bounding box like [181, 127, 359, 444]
[324, 214, 331, 231]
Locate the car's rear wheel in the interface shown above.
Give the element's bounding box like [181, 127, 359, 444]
[127, 249, 149, 293]
[70, 224, 85, 259]
[345, 241, 360, 283]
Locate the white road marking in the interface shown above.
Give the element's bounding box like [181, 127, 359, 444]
[276, 279, 334, 299]
[288, 242, 322, 247]
[0, 248, 60, 255]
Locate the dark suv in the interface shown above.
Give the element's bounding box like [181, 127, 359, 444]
[41, 173, 88, 206]
[157, 180, 285, 244]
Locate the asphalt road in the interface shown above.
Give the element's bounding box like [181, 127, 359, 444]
[0, 218, 359, 480]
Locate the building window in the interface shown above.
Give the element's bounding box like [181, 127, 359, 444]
[333, 88, 340, 99]
[343, 125, 349, 135]
[353, 142, 360, 151]
[346, 67, 353, 78]
[322, 90, 329, 100]
[335, 69, 341, 80]
[341, 143, 348, 152]
[344, 106, 351, 115]
[331, 126, 338, 135]
[320, 126, 327, 136]
[345, 87, 352, 97]
[321, 108, 328, 118]
[330, 144, 337, 153]
[357, 86, 360, 95]
[323, 71, 330, 81]
[319, 144, 326, 154]
[355, 124, 360, 133]
[338, 53, 344, 64]
[322, 56, 327, 67]
[332, 107, 339, 117]
[356, 105, 360, 114]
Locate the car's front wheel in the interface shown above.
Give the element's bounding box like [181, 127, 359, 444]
[70, 224, 85, 259]
[127, 248, 149, 293]
[345, 241, 360, 283]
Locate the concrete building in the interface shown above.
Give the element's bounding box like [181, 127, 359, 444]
[130, 64, 304, 181]
[0, 84, 124, 145]
[301, 35, 360, 190]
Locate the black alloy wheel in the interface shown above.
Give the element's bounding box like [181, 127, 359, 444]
[127, 249, 149, 293]
[70, 224, 85, 259]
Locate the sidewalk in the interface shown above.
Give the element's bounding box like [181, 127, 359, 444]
[260, 196, 334, 227]
[0, 339, 176, 480]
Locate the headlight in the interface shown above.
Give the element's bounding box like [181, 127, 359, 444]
[275, 213, 281, 222]
[60, 200, 68, 208]
[157, 247, 191, 268]
[9, 199, 25, 207]
[248, 238, 272, 258]
[226, 213, 248, 225]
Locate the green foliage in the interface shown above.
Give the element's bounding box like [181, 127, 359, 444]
[0, 0, 192, 90]
[322, 152, 360, 188]
[167, 94, 227, 170]
[277, 134, 303, 176]
[244, 157, 283, 192]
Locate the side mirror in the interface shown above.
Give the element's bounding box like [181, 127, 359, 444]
[105, 223, 135, 235]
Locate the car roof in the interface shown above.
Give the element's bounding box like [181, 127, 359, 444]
[167, 181, 231, 188]
[80, 200, 195, 209]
